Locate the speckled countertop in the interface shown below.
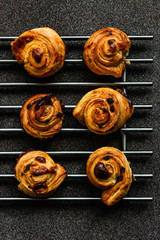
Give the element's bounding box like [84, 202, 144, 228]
[0, 1, 159, 239]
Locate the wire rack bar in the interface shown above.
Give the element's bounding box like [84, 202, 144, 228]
[0, 36, 153, 41]
[0, 35, 154, 41]
[0, 59, 153, 64]
[0, 104, 152, 110]
[0, 174, 153, 178]
[65, 59, 153, 63]
[62, 35, 154, 40]
[0, 128, 153, 132]
[0, 151, 153, 155]
[122, 69, 127, 150]
[0, 82, 153, 87]
[0, 197, 153, 201]
[132, 105, 152, 109]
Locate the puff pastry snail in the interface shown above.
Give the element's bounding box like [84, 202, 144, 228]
[11, 27, 66, 77]
[73, 87, 134, 135]
[15, 151, 67, 197]
[87, 147, 133, 206]
[20, 93, 64, 139]
[83, 28, 131, 78]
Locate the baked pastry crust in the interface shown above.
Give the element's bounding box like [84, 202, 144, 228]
[86, 147, 132, 206]
[83, 28, 131, 78]
[15, 151, 67, 197]
[73, 87, 134, 135]
[20, 93, 64, 139]
[11, 27, 66, 77]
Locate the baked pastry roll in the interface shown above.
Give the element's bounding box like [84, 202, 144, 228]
[83, 28, 131, 78]
[20, 93, 64, 139]
[15, 151, 67, 197]
[87, 147, 133, 206]
[11, 27, 66, 77]
[73, 87, 134, 135]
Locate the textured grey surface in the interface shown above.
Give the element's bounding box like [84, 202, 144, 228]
[0, 0, 159, 239]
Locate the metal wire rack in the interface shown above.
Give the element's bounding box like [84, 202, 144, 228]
[0, 34, 153, 202]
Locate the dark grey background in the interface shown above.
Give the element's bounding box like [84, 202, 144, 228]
[0, 0, 159, 239]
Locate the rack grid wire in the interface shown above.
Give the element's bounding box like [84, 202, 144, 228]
[0, 35, 153, 202]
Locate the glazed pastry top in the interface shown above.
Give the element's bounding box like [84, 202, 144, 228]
[20, 93, 64, 139]
[83, 28, 131, 78]
[15, 151, 67, 197]
[11, 27, 66, 77]
[73, 87, 134, 135]
[87, 147, 133, 206]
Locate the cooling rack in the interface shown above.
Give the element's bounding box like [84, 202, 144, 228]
[0, 34, 153, 202]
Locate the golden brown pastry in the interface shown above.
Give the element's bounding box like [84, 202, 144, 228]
[73, 87, 134, 135]
[83, 28, 131, 78]
[87, 147, 133, 206]
[15, 151, 67, 197]
[20, 93, 64, 139]
[11, 27, 66, 77]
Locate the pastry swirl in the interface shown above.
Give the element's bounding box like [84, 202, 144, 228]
[15, 151, 67, 197]
[20, 93, 64, 139]
[83, 28, 131, 78]
[73, 87, 134, 135]
[11, 27, 66, 77]
[87, 147, 132, 206]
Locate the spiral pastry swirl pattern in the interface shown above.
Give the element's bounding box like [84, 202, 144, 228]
[83, 28, 131, 78]
[15, 151, 67, 197]
[87, 147, 133, 206]
[11, 27, 66, 77]
[73, 87, 134, 135]
[20, 94, 64, 139]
